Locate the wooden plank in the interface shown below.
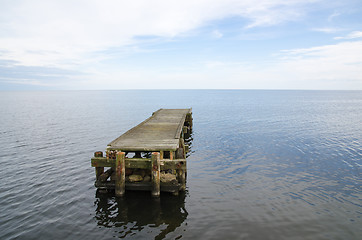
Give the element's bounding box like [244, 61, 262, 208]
[91, 157, 187, 170]
[161, 160, 187, 170]
[126, 158, 150, 169]
[91, 157, 114, 167]
[94, 181, 182, 193]
[107, 144, 179, 152]
[125, 182, 152, 191]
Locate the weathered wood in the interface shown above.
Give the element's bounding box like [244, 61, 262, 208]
[183, 126, 188, 134]
[95, 181, 182, 193]
[177, 169, 186, 191]
[99, 168, 113, 182]
[107, 109, 192, 152]
[126, 159, 150, 169]
[115, 152, 125, 197]
[91, 157, 114, 167]
[94, 151, 104, 180]
[176, 148, 184, 159]
[186, 112, 193, 128]
[174, 111, 189, 138]
[94, 151, 103, 157]
[151, 152, 160, 197]
[161, 159, 187, 170]
[176, 158, 186, 191]
[91, 157, 187, 170]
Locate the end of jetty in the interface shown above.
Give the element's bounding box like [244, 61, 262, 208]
[91, 108, 193, 197]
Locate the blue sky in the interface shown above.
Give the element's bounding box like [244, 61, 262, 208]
[0, 0, 362, 90]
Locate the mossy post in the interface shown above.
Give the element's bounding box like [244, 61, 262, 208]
[151, 152, 161, 197]
[115, 152, 125, 197]
[178, 169, 186, 191]
[183, 126, 188, 135]
[94, 151, 104, 180]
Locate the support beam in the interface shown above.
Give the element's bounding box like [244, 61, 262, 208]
[151, 152, 160, 197]
[115, 152, 125, 197]
[99, 168, 113, 182]
[91, 157, 186, 170]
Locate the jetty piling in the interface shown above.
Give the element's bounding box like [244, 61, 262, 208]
[94, 151, 104, 180]
[115, 152, 126, 197]
[151, 152, 161, 197]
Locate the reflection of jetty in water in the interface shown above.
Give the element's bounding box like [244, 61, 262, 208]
[94, 190, 188, 239]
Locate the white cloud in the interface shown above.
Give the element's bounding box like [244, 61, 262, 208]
[2, 0, 360, 90]
[275, 41, 362, 87]
[328, 11, 341, 21]
[212, 30, 223, 38]
[0, 0, 322, 68]
[179, 40, 362, 90]
[334, 31, 362, 40]
[71, 40, 362, 90]
[312, 27, 342, 33]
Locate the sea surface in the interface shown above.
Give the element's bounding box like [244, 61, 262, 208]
[0, 90, 361, 240]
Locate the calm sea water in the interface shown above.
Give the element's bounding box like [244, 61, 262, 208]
[0, 90, 361, 240]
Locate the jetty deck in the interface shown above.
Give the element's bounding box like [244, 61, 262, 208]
[91, 108, 193, 197]
[107, 108, 191, 152]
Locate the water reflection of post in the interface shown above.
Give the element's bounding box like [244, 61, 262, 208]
[94, 191, 188, 239]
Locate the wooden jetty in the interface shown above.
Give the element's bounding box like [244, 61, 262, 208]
[91, 108, 193, 197]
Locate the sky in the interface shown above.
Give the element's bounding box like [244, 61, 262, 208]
[0, 0, 362, 90]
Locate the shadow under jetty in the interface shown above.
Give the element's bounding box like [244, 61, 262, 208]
[94, 190, 188, 239]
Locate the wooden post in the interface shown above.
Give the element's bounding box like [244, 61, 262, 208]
[115, 152, 125, 197]
[186, 113, 193, 128]
[94, 151, 104, 180]
[151, 152, 160, 197]
[185, 145, 189, 153]
[183, 126, 188, 134]
[177, 169, 186, 191]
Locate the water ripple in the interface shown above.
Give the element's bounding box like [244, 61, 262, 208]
[0, 90, 361, 239]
